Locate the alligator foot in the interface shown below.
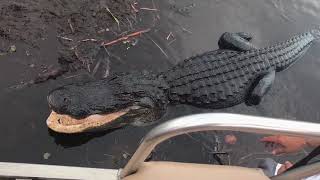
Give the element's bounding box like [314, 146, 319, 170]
[246, 70, 276, 106]
[218, 32, 256, 51]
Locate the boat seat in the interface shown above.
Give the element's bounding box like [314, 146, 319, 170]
[123, 161, 270, 180]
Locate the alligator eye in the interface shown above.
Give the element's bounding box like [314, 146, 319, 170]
[138, 97, 155, 108]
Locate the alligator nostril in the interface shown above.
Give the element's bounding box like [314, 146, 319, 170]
[47, 93, 60, 109]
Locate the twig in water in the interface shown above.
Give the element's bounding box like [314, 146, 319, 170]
[130, 14, 138, 23]
[119, 30, 130, 36]
[174, 3, 196, 16]
[145, 34, 169, 59]
[96, 47, 111, 78]
[181, 27, 192, 34]
[68, 18, 75, 33]
[101, 28, 151, 46]
[81, 38, 98, 42]
[63, 74, 82, 79]
[57, 36, 73, 41]
[103, 46, 125, 64]
[122, 150, 131, 156]
[103, 57, 110, 78]
[74, 48, 85, 65]
[74, 48, 91, 72]
[151, 0, 158, 13]
[92, 59, 101, 76]
[103, 153, 114, 158]
[168, 39, 176, 45]
[140, 7, 159, 11]
[86, 61, 91, 73]
[166, 32, 173, 40]
[151, 0, 161, 22]
[106, 6, 120, 30]
[126, 17, 133, 30]
[131, 3, 139, 12]
[97, 28, 110, 34]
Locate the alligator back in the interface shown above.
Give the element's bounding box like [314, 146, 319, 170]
[164, 32, 315, 108]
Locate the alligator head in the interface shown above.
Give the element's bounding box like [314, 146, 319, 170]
[47, 72, 169, 133]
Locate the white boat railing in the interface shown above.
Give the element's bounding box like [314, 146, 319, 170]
[120, 113, 320, 180]
[0, 162, 118, 180]
[1, 113, 320, 180]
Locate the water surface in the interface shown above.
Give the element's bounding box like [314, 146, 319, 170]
[0, 0, 320, 169]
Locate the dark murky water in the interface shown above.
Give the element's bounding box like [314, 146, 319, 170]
[1, 0, 320, 169]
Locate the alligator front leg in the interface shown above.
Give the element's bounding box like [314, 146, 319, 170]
[218, 32, 257, 51]
[246, 70, 276, 106]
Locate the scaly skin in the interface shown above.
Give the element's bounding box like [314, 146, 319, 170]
[47, 32, 316, 133]
[164, 32, 314, 108]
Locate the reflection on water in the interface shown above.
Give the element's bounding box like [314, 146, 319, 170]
[292, 0, 320, 17]
[0, 0, 320, 169]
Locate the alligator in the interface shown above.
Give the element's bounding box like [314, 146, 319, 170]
[47, 31, 317, 133]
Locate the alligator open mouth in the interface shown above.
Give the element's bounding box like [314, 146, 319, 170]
[46, 110, 130, 134]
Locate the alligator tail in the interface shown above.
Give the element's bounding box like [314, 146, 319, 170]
[272, 32, 315, 72]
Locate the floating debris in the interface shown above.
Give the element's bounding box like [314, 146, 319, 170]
[0, 45, 17, 56]
[122, 153, 128, 159]
[178, 3, 196, 15]
[140, 7, 159, 11]
[131, 3, 139, 13]
[145, 34, 169, 59]
[34, 67, 67, 83]
[166, 32, 173, 40]
[67, 18, 75, 33]
[80, 38, 98, 42]
[181, 27, 192, 34]
[106, 6, 120, 30]
[97, 28, 110, 34]
[26, 50, 31, 56]
[168, 39, 176, 45]
[43, 152, 51, 160]
[57, 36, 73, 41]
[170, 2, 196, 17]
[101, 28, 150, 47]
[9, 45, 16, 53]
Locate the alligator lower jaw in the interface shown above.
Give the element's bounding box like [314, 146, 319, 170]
[46, 110, 129, 134]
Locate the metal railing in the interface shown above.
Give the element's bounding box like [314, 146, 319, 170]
[120, 113, 320, 179]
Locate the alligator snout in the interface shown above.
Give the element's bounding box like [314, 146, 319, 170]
[47, 90, 69, 113]
[47, 93, 56, 109]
